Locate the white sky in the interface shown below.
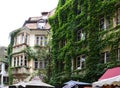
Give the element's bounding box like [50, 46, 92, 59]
[0, 0, 58, 47]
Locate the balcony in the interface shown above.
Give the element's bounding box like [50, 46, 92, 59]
[12, 43, 28, 53]
[12, 66, 30, 75]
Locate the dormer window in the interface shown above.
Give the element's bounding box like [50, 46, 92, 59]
[37, 19, 46, 29]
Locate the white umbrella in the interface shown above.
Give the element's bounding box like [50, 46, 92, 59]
[26, 80, 54, 87]
[3, 86, 9, 88]
[13, 81, 27, 87]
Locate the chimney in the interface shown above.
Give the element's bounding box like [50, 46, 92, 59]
[41, 12, 48, 16]
[41, 12, 49, 20]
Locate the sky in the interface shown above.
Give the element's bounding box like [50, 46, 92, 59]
[0, 0, 58, 47]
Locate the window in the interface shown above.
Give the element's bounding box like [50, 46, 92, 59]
[37, 19, 45, 29]
[25, 34, 28, 44]
[17, 57, 19, 66]
[117, 8, 120, 25]
[76, 55, 85, 69]
[17, 35, 21, 44]
[21, 56, 23, 66]
[14, 57, 16, 67]
[99, 16, 111, 30]
[77, 29, 85, 41]
[34, 59, 38, 69]
[3, 77, 8, 84]
[44, 37, 47, 45]
[39, 60, 45, 69]
[36, 36, 39, 45]
[40, 37, 43, 46]
[117, 48, 120, 61]
[34, 59, 46, 69]
[60, 39, 66, 48]
[22, 33, 24, 43]
[35, 36, 46, 46]
[106, 16, 111, 29]
[100, 51, 110, 63]
[24, 56, 27, 66]
[99, 17, 104, 30]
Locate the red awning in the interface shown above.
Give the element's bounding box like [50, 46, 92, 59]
[93, 67, 120, 87]
[99, 67, 120, 80]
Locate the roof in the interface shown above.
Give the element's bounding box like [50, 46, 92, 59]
[23, 9, 55, 30]
[99, 67, 120, 80]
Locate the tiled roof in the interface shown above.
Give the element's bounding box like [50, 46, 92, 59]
[23, 8, 56, 30]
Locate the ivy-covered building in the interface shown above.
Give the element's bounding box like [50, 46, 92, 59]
[49, 0, 120, 85]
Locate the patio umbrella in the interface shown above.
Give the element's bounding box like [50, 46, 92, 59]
[26, 80, 54, 88]
[63, 80, 91, 88]
[13, 81, 27, 87]
[3, 86, 9, 88]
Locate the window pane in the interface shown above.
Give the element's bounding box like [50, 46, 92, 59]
[106, 16, 111, 29]
[34, 59, 38, 69]
[99, 18, 104, 30]
[106, 51, 110, 62]
[117, 8, 120, 24]
[100, 53, 104, 63]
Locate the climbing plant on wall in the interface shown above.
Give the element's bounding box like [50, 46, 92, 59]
[49, 0, 120, 86]
[7, 29, 21, 84]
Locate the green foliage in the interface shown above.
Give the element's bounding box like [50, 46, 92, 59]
[49, 0, 120, 86]
[7, 28, 21, 85]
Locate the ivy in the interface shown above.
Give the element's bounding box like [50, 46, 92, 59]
[48, 0, 120, 86]
[7, 28, 21, 85]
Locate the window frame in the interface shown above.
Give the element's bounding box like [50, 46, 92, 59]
[100, 51, 110, 63]
[99, 16, 112, 30]
[77, 29, 85, 41]
[117, 8, 120, 25]
[76, 55, 86, 69]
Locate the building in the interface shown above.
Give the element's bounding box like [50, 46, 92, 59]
[0, 46, 8, 88]
[10, 9, 55, 83]
[48, 0, 120, 85]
